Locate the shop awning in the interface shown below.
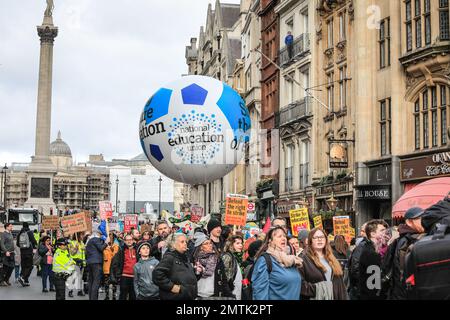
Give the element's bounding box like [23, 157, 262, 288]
[392, 177, 450, 219]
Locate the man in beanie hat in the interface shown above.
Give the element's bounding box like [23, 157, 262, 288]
[53, 238, 76, 300]
[133, 242, 160, 300]
[207, 218, 225, 253]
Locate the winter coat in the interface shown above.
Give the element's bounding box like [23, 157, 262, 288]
[298, 254, 348, 300]
[0, 231, 15, 267]
[381, 224, 425, 300]
[85, 236, 108, 265]
[133, 257, 160, 299]
[16, 229, 37, 255]
[195, 252, 234, 299]
[110, 244, 138, 284]
[251, 254, 301, 300]
[150, 236, 167, 261]
[347, 238, 369, 299]
[103, 243, 120, 275]
[38, 243, 55, 266]
[152, 249, 198, 300]
[358, 239, 384, 300]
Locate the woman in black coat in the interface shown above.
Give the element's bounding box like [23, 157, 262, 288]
[152, 233, 199, 300]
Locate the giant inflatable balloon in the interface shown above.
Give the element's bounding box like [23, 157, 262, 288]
[139, 75, 251, 185]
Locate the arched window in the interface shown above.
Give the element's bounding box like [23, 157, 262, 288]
[413, 85, 449, 150]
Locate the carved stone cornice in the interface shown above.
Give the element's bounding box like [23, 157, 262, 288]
[348, 1, 355, 21]
[336, 40, 347, 51]
[37, 25, 58, 44]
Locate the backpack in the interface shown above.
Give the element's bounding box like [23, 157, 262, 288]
[19, 232, 31, 249]
[241, 253, 273, 301]
[405, 223, 450, 300]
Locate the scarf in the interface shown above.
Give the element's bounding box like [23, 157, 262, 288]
[232, 251, 244, 274]
[197, 251, 218, 278]
[266, 246, 302, 268]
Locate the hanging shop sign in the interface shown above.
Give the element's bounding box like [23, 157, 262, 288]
[329, 142, 348, 168]
[401, 150, 450, 181]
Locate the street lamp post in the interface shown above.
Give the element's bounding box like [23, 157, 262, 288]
[133, 178, 137, 214]
[1, 163, 8, 208]
[158, 176, 162, 218]
[115, 175, 119, 215]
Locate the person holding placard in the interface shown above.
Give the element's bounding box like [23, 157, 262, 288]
[299, 228, 348, 300]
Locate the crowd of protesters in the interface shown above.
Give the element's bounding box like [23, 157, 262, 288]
[0, 194, 449, 300]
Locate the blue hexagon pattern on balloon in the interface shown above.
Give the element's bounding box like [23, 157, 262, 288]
[144, 88, 173, 124]
[216, 83, 251, 142]
[181, 84, 208, 105]
[150, 144, 164, 162]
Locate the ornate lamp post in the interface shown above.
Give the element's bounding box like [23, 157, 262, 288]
[1, 163, 8, 208]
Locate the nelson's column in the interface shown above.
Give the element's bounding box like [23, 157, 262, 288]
[25, 1, 58, 215]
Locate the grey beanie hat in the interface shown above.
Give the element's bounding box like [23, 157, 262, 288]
[298, 229, 310, 241]
[194, 231, 209, 248]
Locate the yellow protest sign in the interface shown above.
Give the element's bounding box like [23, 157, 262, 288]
[289, 208, 310, 237]
[313, 215, 323, 229]
[333, 216, 352, 244]
[224, 194, 248, 227]
[350, 227, 356, 239]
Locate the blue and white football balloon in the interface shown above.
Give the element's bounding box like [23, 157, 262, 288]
[139, 75, 251, 185]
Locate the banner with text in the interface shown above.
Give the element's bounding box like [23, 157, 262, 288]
[124, 215, 138, 233]
[61, 213, 89, 236]
[99, 201, 113, 220]
[289, 208, 311, 237]
[42, 215, 60, 230]
[313, 215, 323, 229]
[333, 216, 352, 244]
[224, 194, 248, 227]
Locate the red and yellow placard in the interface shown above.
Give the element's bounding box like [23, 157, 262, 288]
[224, 194, 248, 227]
[289, 208, 310, 237]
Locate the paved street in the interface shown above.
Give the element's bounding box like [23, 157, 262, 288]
[0, 269, 90, 300]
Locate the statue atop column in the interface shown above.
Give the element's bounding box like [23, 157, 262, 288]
[44, 0, 54, 17]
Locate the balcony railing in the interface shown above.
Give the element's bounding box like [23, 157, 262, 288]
[279, 33, 310, 67]
[285, 167, 293, 192]
[300, 163, 310, 189]
[277, 97, 312, 128]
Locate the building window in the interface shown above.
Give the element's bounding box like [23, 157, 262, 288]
[327, 19, 334, 48]
[300, 141, 309, 189]
[415, 17, 422, 48]
[423, 90, 429, 148]
[406, 1, 413, 51]
[431, 87, 438, 147]
[380, 98, 392, 156]
[327, 72, 334, 112]
[285, 144, 294, 192]
[415, 100, 420, 149]
[339, 12, 346, 41]
[441, 85, 448, 145]
[302, 10, 309, 34]
[424, 0, 431, 45]
[339, 66, 347, 109]
[440, 0, 450, 40]
[300, 68, 310, 99]
[379, 18, 391, 68]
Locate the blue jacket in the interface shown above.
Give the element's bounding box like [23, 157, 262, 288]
[285, 34, 294, 45]
[85, 236, 108, 265]
[251, 254, 301, 300]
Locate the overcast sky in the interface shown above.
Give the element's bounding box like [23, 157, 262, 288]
[0, 0, 240, 166]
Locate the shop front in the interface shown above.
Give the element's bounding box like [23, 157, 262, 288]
[355, 161, 393, 226]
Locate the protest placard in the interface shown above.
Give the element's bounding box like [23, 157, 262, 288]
[99, 201, 113, 220]
[124, 215, 138, 233]
[224, 194, 248, 227]
[190, 205, 204, 223]
[333, 216, 352, 244]
[289, 208, 310, 237]
[313, 215, 323, 229]
[61, 213, 89, 236]
[42, 215, 60, 230]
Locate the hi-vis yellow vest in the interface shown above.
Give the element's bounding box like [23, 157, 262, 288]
[68, 240, 85, 261]
[52, 249, 75, 274]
